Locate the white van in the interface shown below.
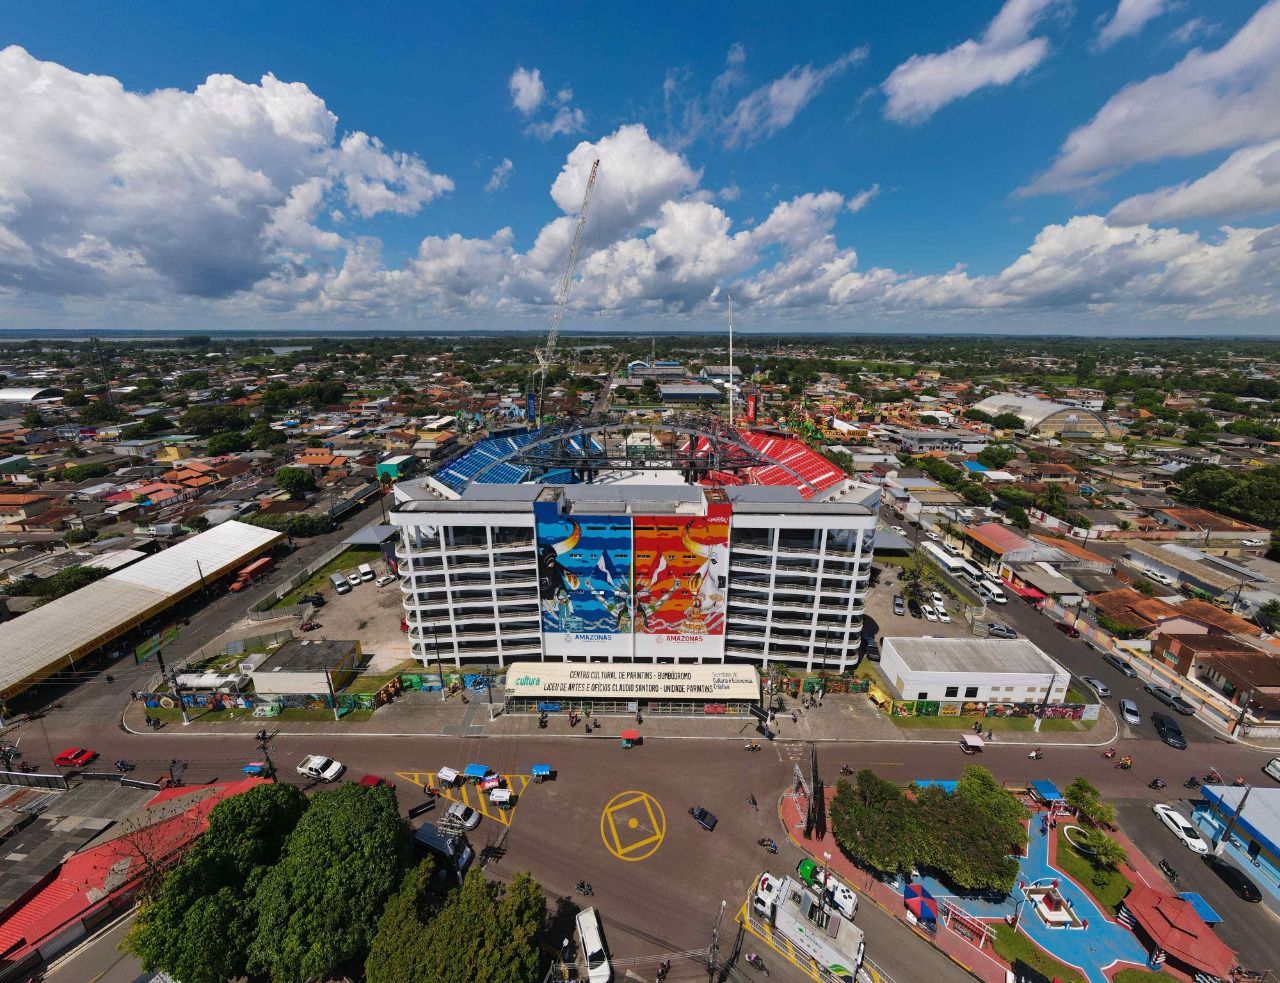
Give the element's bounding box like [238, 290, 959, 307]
[575, 907, 612, 983]
[980, 579, 1008, 604]
[359, 563, 375, 582]
[330, 572, 352, 595]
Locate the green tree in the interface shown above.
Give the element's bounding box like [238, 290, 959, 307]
[366, 868, 546, 983]
[1256, 599, 1280, 633]
[1006, 505, 1030, 530]
[248, 421, 287, 448]
[77, 400, 129, 425]
[1064, 777, 1116, 828]
[178, 404, 252, 435]
[248, 783, 409, 983]
[1033, 484, 1069, 519]
[126, 784, 308, 983]
[976, 445, 1014, 469]
[1074, 828, 1128, 870]
[207, 431, 251, 455]
[62, 462, 111, 482]
[992, 412, 1025, 430]
[22, 407, 45, 428]
[915, 784, 1020, 894]
[275, 466, 318, 499]
[1180, 409, 1216, 431]
[830, 771, 919, 875]
[4, 565, 110, 600]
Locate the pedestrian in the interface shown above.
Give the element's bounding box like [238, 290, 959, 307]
[130, 690, 138, 701]
[749, 793, 758, 811]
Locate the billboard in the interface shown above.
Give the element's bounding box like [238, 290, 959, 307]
[534, 501, 633, 658]
[633, 499, 730, 660]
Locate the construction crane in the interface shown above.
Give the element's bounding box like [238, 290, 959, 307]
[535, 158, 599, 425]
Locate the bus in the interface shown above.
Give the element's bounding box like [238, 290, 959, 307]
[957, 559, 984, 583]
[922, 541, 965, 576]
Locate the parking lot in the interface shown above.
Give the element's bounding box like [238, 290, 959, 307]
[868, 563, 983, 644]
[299, 556, 411, 671]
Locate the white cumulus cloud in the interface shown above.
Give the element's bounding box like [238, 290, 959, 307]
[882, 0, 1061, 124]
[508, 67, 545, 116]
[1094, 0, 1171, 50]
[846, 184, 880, 213]
[485, 158, 514, 193]
[1026, 0, 1280, 194]
[1108, 139, 1280, 224]
[722, 48, 868, 148]
[0, 45, 450, 299]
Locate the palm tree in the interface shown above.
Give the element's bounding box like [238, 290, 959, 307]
[1034, 483, 1068, 519]
[1075, 828, 1128, 870]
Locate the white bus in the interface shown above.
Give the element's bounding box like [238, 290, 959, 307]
[980, 578, 1008, 604]
[922, 541, 965, 576]
[957, 560, 984, 583]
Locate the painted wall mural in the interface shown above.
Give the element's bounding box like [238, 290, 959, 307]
[535, 502, 633, 656]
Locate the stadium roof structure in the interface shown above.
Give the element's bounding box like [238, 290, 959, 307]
[0, 521, 282, 700]
[969, 392, 1107, 433]
[425, 417, 850, 501]
[0, 386, 64, 403]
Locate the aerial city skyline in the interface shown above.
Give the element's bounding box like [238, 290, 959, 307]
[2, 1, 1279, 335]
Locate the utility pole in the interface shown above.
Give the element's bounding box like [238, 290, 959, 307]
[727, 293, 735, 428]
[1230, 689, 1255, 739]
[324, 667, 340, 722]
[155, 650, 190, 726]
[706, 898, 725, 980]
[254, 728, 279, 780]
[1213, 784, 1251, 855]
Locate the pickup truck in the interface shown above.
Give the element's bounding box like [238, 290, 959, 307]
[296, 754, 345, 782]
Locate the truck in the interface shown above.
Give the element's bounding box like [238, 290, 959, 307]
[413, 821, 474, 885]
[752, 872, 865, 983]
[296, 754, 345, 782]
[228, 556, 274, 592]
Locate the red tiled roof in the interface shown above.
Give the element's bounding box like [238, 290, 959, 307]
[0, 779, 267, 961]
[1122, 884, 1236, 977]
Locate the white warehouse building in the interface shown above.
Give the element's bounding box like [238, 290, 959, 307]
[390, 419, 879, 672]
[879, 637, 1070, 704]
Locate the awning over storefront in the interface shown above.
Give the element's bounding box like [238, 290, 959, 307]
[504, 662, 760, 701]
[1200, 785, 1280, 862]
[1120, 885, 1236, 979]
[1004, 580, 1046, 601]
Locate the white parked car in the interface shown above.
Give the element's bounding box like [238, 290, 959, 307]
[921, 604, 938, 623]
[446, 801, 482, 830]
[296, 754, 345, 782]
[891, 526, 907, 536]
[931, 591, 945, 606]
[936, 605, 951, 624]
[576, 907, 612, 983]
[925, 531, 940, 541]
[1153, 804, 1208, 854]
[376, 574, 396, 587]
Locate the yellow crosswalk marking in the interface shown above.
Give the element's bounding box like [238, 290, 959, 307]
[394, 771, 531, 827]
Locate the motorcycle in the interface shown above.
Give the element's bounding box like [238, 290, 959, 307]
[575, 881, 594, 897]
[114, 759, 133, 773]
[1149, 778, 1166, 790]
[744, 742, 761, 752]
[1158, 859, 1178, 884]
[17, 762, 37, 773]
[300, 621, 321, 632]
[1028, 749, 1043, 760]
[745, 953, 770, 976]
[1184, 776, 1201, 789]
[839, 765, 853, 776]
[1116, 757, 1133, 771]
[757, 838, 778, 854]
[1102, 747, 1117, 759]
[1206, 769, 1223, 784]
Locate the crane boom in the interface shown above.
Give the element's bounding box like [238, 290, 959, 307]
[536, 158, 599, 423]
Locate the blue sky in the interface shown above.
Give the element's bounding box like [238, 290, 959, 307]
[1, 0, 1278, 334]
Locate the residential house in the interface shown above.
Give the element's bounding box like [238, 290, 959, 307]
[0, 493, 52, 530]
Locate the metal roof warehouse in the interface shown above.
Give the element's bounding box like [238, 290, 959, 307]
[0, 521, 283, 700]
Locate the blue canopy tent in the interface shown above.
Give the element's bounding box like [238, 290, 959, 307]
[531, 764, 553, 783]
[463, 763, 492, 780]
[1178, 892, 1222, 926]
[913, 780, 957, 793]
[1030, 779, 1064, 805]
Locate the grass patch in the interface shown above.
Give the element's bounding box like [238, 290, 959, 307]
[344, 659, 418, 694]
[1054, 830, 1133, 912]
[271, 547, 382, 608]
[991, 923, 1086, 983]
[1113, 972, 1168, 983]
[1039, 717, 1096, 732]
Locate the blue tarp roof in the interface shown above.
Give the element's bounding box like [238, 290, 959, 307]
[914, 780, 957, 792]
[1031, 780, 1064, 802]
[1179, 892, 1222, 925]
[962, 461, 989, 472]
[463, 763, 492, 778]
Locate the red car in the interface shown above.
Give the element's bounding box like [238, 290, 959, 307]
[54, 747, 98, 768]
[357, 774, 396, 790]
[1055, 622, 1081, 638]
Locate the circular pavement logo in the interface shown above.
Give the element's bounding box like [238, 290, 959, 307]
[599, 790, 667, 862]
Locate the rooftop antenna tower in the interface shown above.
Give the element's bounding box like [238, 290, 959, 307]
[535, 158, 599, 426]
[727, 293, 734, 427]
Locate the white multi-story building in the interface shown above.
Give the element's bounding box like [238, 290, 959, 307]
[391, 424, 878, 672]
